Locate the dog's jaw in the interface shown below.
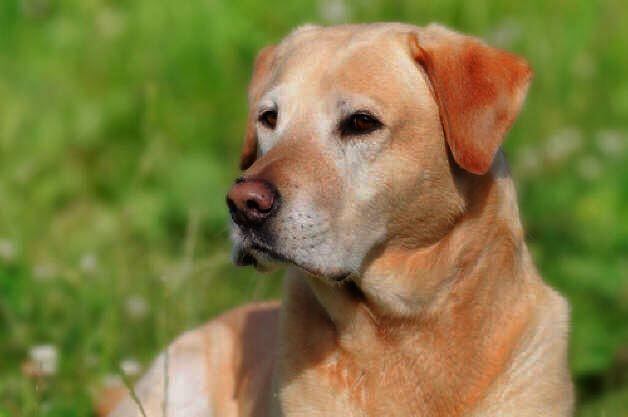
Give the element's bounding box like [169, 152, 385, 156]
[230, 217, 356, 281]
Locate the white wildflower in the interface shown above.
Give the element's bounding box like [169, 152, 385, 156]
[120, 358, 141, 377]
[125, 295, 149, 320]
[319, 0, 350, 24]
[515, 146, 541, 176]
[33, 263, 56, 281]
[0, 239, 16, 263]
[159, 273, 174, 285]
[485, 18, 522, 48]
[544, 128, 583, 163]
[29, 344, 58, 376]
[79, 253, 98, 274]
[595, 129, 626, 157]
[102, 373, 124, 388]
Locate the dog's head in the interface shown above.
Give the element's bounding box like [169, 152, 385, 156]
[227, 23, 531, 282]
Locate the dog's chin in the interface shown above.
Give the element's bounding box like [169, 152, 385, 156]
[233, 245, 280, 273]
[232, 241, 352, 283]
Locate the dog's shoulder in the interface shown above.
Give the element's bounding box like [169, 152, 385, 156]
[471, 281, 574, 417]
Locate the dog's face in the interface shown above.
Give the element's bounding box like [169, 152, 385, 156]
[227, 24, 531, 282]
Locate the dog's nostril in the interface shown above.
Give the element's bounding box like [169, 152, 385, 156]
[246, 198, 273, 213]
[246, 199, 259, 210]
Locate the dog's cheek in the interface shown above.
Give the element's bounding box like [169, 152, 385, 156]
[366, 141, 450, 246]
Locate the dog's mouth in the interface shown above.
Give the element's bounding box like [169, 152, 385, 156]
[234, 241, 288, 268]
[233, 238, 351, 283]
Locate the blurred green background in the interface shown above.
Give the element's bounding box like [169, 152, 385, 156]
[0, 0, 626, 415]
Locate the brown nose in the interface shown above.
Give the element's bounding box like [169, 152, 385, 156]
[226, 178, 279, 227]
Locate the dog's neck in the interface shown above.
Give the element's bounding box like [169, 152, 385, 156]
[360, 154, 530, 318]
[303, 153, 534, 332]
[277, 155, 549, 415]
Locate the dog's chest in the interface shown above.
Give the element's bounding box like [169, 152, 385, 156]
[275, 346, 463, 417]
[276, 351, 371, 417]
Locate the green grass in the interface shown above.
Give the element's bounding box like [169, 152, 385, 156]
[0, 0, 626, 415]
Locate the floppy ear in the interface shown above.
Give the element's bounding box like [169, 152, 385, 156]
[410, 25, 532, 175]
[240, 45, 276, 170]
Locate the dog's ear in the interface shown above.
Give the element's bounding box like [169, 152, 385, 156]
[410, 25, 532, 175]
[240, 45, 276, 170]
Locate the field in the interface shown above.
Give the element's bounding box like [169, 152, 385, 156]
[0, 0, 627, 415]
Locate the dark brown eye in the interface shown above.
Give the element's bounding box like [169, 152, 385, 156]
[341, 112, 382, 136]
[259, 110, 278, 129]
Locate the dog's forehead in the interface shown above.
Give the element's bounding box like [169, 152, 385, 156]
[269, 25, 424, 106]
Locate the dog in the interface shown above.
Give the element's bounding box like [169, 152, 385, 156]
[108, 23, 574, 417]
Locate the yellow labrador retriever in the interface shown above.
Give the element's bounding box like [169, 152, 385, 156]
[109, 23, 574, 417]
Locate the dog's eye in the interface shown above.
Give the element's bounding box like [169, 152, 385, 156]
[259, 110, 278, 129]
[341, 112, 382, 136]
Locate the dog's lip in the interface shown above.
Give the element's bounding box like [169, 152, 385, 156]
[237, 241, 352, 282]
[234, 249, 258, 267]
[232, 240, 290, 269]
[329, 272, 352, 283]
[250, 242, 292, 264]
